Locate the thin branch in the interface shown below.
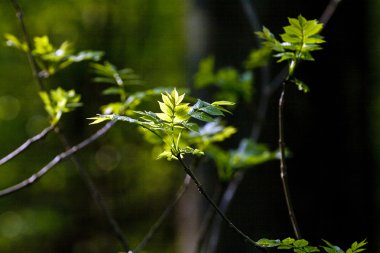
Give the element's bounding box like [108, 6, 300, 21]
[0, 121, 114, 197]
[55, 123, 131, 252]
[195, 183, 223, 253]
[134, 174, 192, 253]
[202, 172, 244, 253]
[10, 0, 46, 90]
[278, 81, 301, 239]
[215, 0, 343, 237]
[0, 125, 54, 166]
[134, 157, 201, 253]
[176, 155, 263, 250]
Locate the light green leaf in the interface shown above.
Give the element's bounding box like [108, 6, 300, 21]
[294, 239, 309, 248]
[157, 150, 176, 160]
[257, 238, 281, 247]
[87, 116, 111, 125]
[211, 101, 235, 106]
[159, 101, 173, 116]
[291, 78, 310, 93]
[156, 113, 172, 122]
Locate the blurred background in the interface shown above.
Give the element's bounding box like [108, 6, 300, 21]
[0, 0, 376, 253]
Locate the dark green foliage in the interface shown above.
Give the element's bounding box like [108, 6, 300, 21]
[257, 238, 367, 253]
[194, 56, 253, 103]
[322, 240, 367, 253]
[207, 138, 277, 181]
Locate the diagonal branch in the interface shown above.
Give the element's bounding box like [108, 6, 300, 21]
[0, 121, 114, 197]
[0, 125, 54, 166]
[134, 174, 192, 253]
[278, 81, 301, 239]
[10, 0, 46, 89]
[176, 155, 263, 250]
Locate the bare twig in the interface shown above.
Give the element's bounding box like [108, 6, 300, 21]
[134, 174, 192, 253]
[278, 81, 301, 239]
[9, 0, 131, 251]
[53, 122, 131, 251]
[196, 182, 224, 253]
[176, 155, 263, 250]
[0, 121, 114, 197]
[0, 125, 54, 166]
[202, 172, 244, 253]
[10, 0, 45, 89]
[134, 157, 202, 253]
[0, 121, 132, 249]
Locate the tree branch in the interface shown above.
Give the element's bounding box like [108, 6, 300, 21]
[278, 81, 301, 239]
[0, 125, 54, 166]
[0, 121, 114, 197]
[176, 155, 263, 250]
[209, 0, 342, 247]
[10, 0, 46, 89]
[134, 174, 192, 253]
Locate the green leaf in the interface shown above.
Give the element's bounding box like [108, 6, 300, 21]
[199, 105, 224, 116]
[348, 240, 367, 253]
[257, 238, 282, 247]
[189, 111, 214, 122]
[159, 101, 173, 117]
[282, 237, 296, 245]
[4, 33, 28, 51]
[157, 150, 176, 160]
[211, 101, 235, 106]
[244, 47, 272, 69]
[39, 87, 82, 125]
[322, 240, 345, 253]
[194, 56, 216, 88]
[291, 78, 310, 93]
[257, 14, 325, 80]
[183, 122, 199, 132]
[156, 112, 172, 122]
[68, 50, 104, 62]
[294, 239, 309, 248]
[87, 116, 111, 125]
[304, 246, 320, 252]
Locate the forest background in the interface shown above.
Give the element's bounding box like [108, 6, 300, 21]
[0, 0, 377, 253]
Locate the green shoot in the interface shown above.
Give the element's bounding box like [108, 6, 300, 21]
[89, 88, 234, 160]
[39, 87, 82, 125]
[256, 14, 325, 91]
[5, 34, 103, 76]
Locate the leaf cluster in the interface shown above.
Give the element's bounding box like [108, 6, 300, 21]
[39, 87, 82, 125]
[322, 240, 367, 253]
[256, 15, 325, 92]
[5, 34, 103, 76]
[257, 238, 367, 253]
[91, 61, 145, 114]
[89, 89, 234, 161]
